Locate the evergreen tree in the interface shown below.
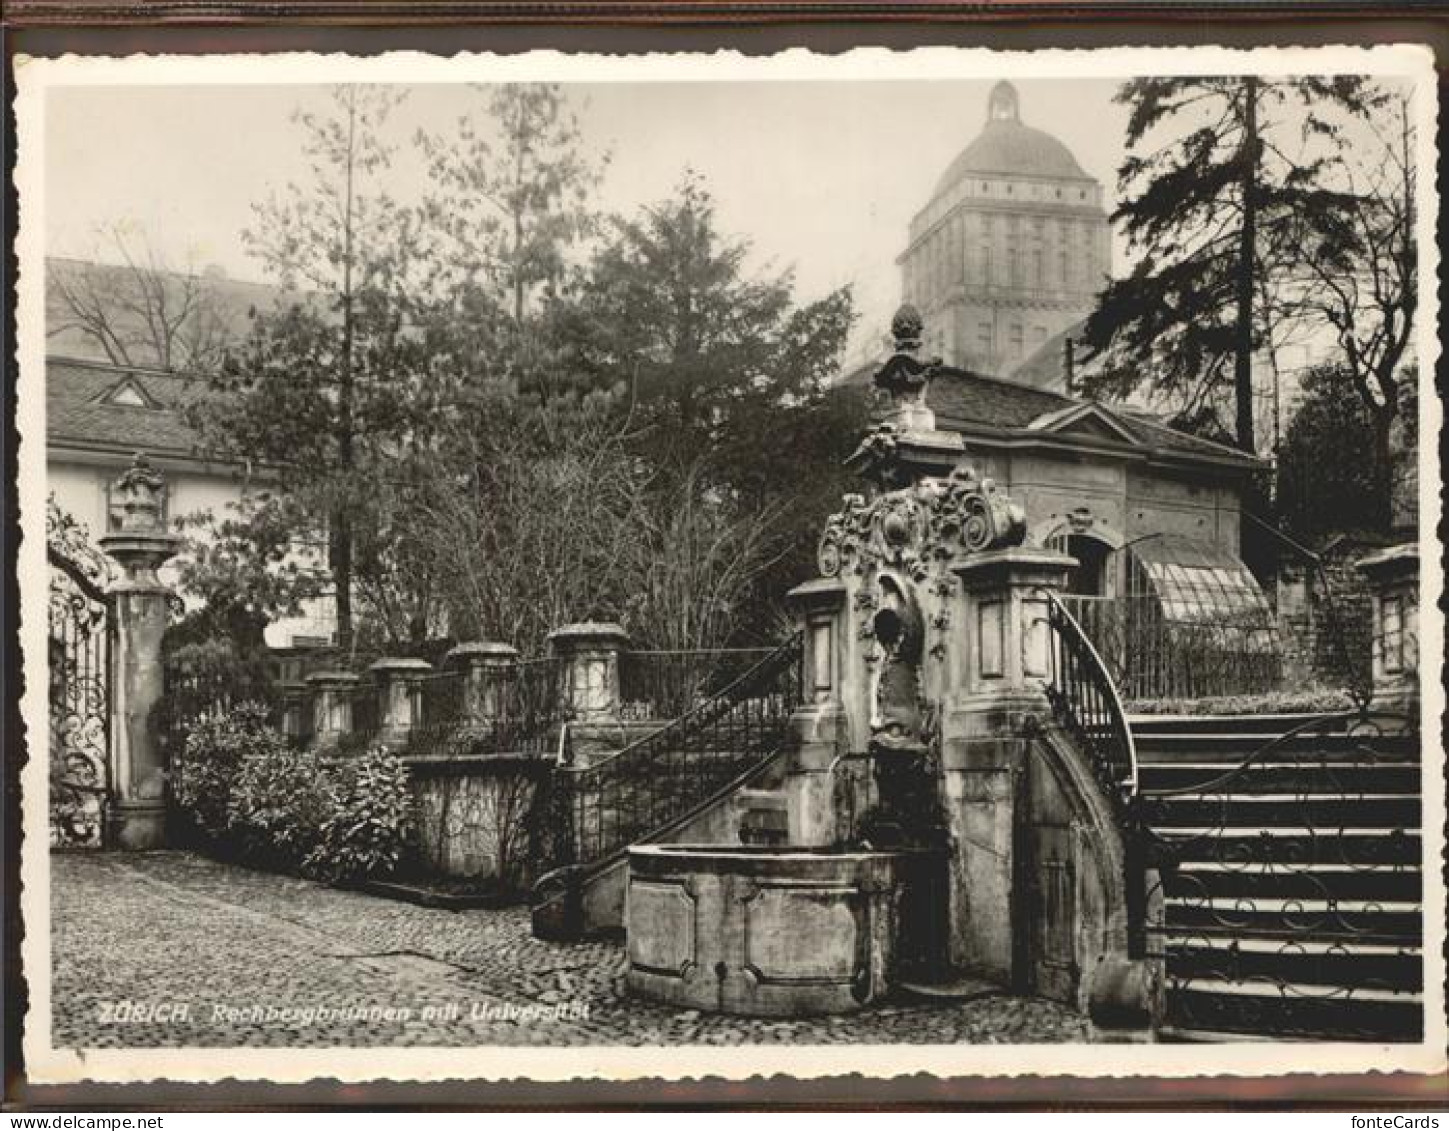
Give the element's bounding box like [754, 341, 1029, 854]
[191, 85, 434, 651]
[418, 83, 604, 402]
[571, 173, 855, 466]
[1276, 364, 1383, 540]
[1080, 76, 1383, 453]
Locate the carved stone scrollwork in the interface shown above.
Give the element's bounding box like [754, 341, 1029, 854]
[817, 466, 1026, 580]
[818, 493, 871, 578]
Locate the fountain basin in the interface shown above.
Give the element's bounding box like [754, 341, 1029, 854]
[625, 844, 940, 1016]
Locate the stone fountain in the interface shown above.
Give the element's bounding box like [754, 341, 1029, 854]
[624, 307, 1157, 1030]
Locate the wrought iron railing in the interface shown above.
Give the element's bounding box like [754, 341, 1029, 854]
[1243, 510, 1373, 706]
[547, 635, 802, 871]
[1136, 706, 1422, 1041]
[1043, 594, 1139, 805]
[618, 647, 777, 721]
[1043, 593, 1147, 957]
[406, 657, 569, 759]
[1060, 593, 1282, 703]
[344, 677, 383, 750]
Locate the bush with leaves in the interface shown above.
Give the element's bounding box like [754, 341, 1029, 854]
[171, 701, 287, 843]
[304, 746, 413, 884]
[227, 745, 330, 870]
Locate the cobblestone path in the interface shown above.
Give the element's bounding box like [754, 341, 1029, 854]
[49, 851, 1090, 1048]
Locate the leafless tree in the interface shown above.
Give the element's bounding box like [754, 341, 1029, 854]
[1298, 91, 1419, 510]
[408, 405, 786, 658]
[49, 224, 237, 371]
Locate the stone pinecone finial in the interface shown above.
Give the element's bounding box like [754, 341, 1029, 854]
[891, 304, 924, 354]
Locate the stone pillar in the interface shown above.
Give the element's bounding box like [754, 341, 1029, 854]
[941, 547, 1074, 985]
[784, 578, 848, 846]
[99, 455, 180, 850]
[445, 641, 520, 730]
[369, 657, 433, 750]
[548, 623, 629, 724]
[277, 681, 309, 744]
[307, 671, 359, 748]
[1356, 544, 1420, 715]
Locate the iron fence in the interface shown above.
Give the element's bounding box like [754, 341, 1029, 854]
[1138, 707, 1422, 1040]
[343, 677, 384, 751]
[1060, 593, 1282, 702]
[407, 656, 569, 759]
[618, 647, 778, 721]
[1042, 594, 1145, 956]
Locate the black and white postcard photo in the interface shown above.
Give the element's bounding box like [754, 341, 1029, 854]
[11, 43, 1444, 1089]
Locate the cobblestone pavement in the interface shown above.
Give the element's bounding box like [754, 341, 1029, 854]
[50, 851, 1090, 1048]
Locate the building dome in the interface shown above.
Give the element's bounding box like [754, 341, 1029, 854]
[932, 80, 1091, 194]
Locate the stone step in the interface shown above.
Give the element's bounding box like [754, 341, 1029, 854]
[1143, 793, 1420, 828]
[1161, 899, 1422, 942]
[1165, 979, 1424, 1042]
[896, 975, 1003, 1003]
[1162, 863, 1423, 903]
[1160, 935, 1423, 993]
[1128, 712, 1345, 736]
[1155, 828, 1421, 866]
[1138, 762, 1421, 794]
[1133, 732, 1419, 762]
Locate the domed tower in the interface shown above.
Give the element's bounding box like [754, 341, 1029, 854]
[896, 81, 1110, 386]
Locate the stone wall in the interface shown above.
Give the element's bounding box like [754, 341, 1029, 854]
[406, 754, 551, 890]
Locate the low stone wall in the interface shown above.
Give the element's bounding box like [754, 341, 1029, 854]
[405, 752, 551, 889]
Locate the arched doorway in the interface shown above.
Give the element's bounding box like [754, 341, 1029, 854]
[1042, 529, 1123, 676]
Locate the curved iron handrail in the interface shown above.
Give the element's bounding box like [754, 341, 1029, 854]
[1042, 592, 1139, 804]
[1143, 708, 1355, 801]
[546, 634, 803, 871]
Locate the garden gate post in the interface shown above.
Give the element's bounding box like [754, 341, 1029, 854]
[99, 454, 180, 850]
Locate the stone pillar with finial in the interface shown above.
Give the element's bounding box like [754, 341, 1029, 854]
[100, 453, 180, 850]
[845, 303, 967, 492]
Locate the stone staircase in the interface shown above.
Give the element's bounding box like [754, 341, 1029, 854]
[1132, 711, 1424, 1042]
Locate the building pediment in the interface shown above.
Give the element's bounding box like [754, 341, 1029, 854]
[1025, 402, 1141, 447]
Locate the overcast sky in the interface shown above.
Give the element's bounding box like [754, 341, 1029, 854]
[44, 77, 1128, 361]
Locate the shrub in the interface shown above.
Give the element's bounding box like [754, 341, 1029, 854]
[1125, 687, 1356, 716]
[172, 701, 285, 842]
[304, 746, 413, 884]
[227, 746, 330, 870]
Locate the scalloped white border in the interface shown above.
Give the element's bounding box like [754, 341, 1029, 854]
[14, 42, 1445, 1087]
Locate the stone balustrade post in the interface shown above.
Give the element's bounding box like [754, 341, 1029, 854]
[547, 623, 630, 724]
[99, 454, 180, 850]
[369, 657, 434, 750]
[444, 641, 520, 730]
[1356, 544, 1420, 715]
[784, 578, 848, 846]
[307, 671, 359, 748]
[277, 681, 309, 744]
[941, 546, 1074, 985]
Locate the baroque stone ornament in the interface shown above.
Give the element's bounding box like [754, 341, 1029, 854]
[110, 452, 167, 533]
[817, 464, 1026, 581]
[874, 303, 940, 399]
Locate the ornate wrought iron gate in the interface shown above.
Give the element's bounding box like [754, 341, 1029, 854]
[47, 512, 117, 849]
[1137, 708, 1423, 1041]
